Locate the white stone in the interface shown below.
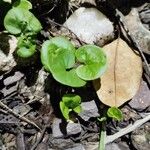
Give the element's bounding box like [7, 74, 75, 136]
[0, 34, 17, 72]
[64, 7, 114, 45]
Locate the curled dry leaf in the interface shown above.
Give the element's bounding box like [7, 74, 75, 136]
[93, 38, 142, 107]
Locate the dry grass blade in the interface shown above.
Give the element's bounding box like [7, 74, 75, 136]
[0, 100, 41, 130]
[85, 113, 150, 150]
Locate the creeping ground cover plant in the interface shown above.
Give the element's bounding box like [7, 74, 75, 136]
[4, 0, 42, 58]
[41, 36, 107, 87]
[2, 1, 126, 150]
[60, 94, 82, 120]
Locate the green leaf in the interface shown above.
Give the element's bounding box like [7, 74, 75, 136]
[62, 94, 81, 109]
[107, 107, 123, 121]
[17, 36, 36, 57]
[13, 0, 32, 10]
[60, 94, 82, 120]
[75, 45, 107, 80]
[60, 101, 70, 120]
[4, 7, 42, 34]
[41, 37, 86, 87]
[73, 105, 82, 114]
[17, 45, 36, 58]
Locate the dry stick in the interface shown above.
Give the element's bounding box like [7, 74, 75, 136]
[40, 4, 56, 16]
[0, 100, 41, 130]
[87, 114, 150, 149]
[30, 126, 47, 150]
[106, 113, 150, 144]
[46, 18, 87, 45]
[116, 9, 150, 77]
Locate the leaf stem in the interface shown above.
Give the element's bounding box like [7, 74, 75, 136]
[99, 119, 106, 150]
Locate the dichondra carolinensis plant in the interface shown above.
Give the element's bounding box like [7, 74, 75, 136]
[41, 36, 107, 87]
[4, 0, 42, 58]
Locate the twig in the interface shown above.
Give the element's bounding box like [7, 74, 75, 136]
[86, 114, 150, 149]
[40, 4, 56, 16]
[116, 9, 150, 77]
[0, 100, 41, 130]
[46, 18, 87, 45]
[0, 108, 8, 114]
[106, 113, 150, 143]
[30, 126, 47, 150]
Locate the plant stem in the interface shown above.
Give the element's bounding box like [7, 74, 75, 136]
[99, 120, 106, 150]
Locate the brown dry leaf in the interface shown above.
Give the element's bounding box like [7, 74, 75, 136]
[93, 38, 142, 107]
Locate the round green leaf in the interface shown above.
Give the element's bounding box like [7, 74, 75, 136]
[75, 45, 107, 80]
[13, 0, 32, 10]
[41, 37, 75, 71]
[107, 107, 123, 121]
[4, 7, 42, 34]
[41, 37, 86, 87]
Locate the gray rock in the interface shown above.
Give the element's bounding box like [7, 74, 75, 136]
[106, 142, 130, 150]
[13, 104, 31, 116]
[131, 123, 150, 150]
[125, 8, 150, 55]
[129, 81, 150, 111]
[4, 71, 24, 86]
[66, 144, 85, 150]
[49, 137, 74, 149]
[52, 118, 82, 138]
[1, 85, 18, 97]
[0, 71, 24, 97]
[52, 118, 63, 138]
[66, 122, 82, 135]
[0, 33, 17, 72]
[80, 100, 99, 121]
[64, 7, 114, 46]
[138, 3, 150, 29]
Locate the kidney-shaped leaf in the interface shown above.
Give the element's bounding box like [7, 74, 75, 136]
[75, 45, 107, 80]
[107, 107, 123, 121]
[60, 94, 82, 120]
[4, 7, 42, 34]
[13, 0, 32, 10]
[41, 37, 86, 87]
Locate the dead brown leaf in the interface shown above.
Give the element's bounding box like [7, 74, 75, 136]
[93, 38, 142, 107]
